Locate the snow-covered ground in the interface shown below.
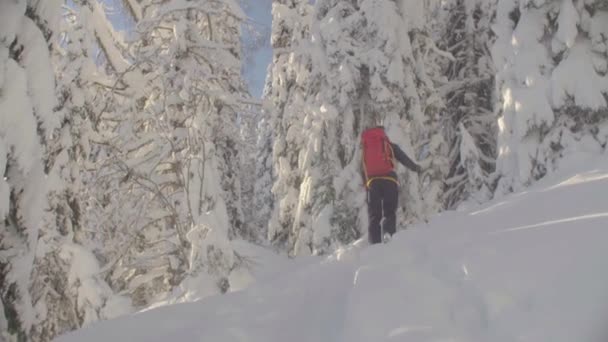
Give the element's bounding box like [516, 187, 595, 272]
[56, 154, 608, 342]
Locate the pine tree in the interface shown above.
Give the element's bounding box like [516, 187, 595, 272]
[436, 0, 498, 209]
[252, 102, 275, 244]
[286, 0, 375, 255]
[241, 97, 274, 244]
[268, 0, 449, 255]
[0, 1, 62, 340]
[359, 0, 449, 222]
[492, 0, 608, 196]
[239, 107, 264, 243]
[266, 0, 315, 253]
[238, 2, 274, 239]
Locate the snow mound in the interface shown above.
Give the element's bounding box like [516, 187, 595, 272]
[56, 154, 608, 342]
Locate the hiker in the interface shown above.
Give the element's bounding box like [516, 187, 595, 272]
[361, 126, 421, 244]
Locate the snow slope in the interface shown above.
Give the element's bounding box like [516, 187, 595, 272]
[56, 154, 608, 342]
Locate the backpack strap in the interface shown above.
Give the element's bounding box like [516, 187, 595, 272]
[361, 140, 369, 181]
[384, 139, 395, 166]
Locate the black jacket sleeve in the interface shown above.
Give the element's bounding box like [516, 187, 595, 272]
[391, 143, 420, 172]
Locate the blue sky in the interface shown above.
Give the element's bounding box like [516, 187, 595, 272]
[242, 0, 273, 98]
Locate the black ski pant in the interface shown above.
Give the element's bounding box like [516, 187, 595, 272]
[367, 178, 398, 244]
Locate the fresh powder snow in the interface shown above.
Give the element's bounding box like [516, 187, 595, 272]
[56, 153, 608, 342]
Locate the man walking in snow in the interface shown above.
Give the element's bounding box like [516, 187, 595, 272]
[361, 126, 421, 244]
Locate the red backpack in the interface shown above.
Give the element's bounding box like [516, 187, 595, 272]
[361, 127, 394, 177]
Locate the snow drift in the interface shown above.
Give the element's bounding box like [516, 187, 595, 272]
[56, 153, 608, 342]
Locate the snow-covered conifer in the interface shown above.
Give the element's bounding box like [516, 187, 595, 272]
[243, 90, 274, 244]
[0, 1, 62, 340]
[266, 0, 315, 252]
[436, 0, 498, 208]
[28, 5, 132, 340]
[492, 0, 608, 195]
[268, 0, 449, 255]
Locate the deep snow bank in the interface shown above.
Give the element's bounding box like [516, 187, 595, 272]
[57, 154, 608, 342]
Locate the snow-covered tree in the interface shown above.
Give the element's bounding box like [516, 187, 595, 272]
[0, 2, 131, 340]
[251, 95, 276, 244]
[28, 5, 133, 340]
[435, 0, 498, 208]
[355, 0, 450, 224]
[0, 1, 61, 340]
[266, 0, 315, 252]
[268, 0, 450, 255]
[91, 0, 252, 307]
[241, 101, 274, 244]
[238, 1, 275, 245]
[239, 106, 264, 243]
[283, 0, 373, 255]
[492, 0, 608, 196]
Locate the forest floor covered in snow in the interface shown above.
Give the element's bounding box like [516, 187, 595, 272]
[56, 154, 608, 342]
